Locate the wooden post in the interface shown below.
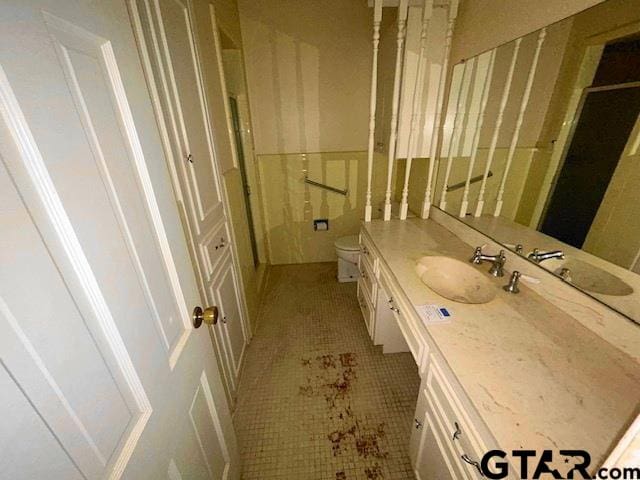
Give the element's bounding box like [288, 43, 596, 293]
[458, 49, 496, 218]
[439, 58, 474, 211]
[420, 0, 459, 219]
[399, 0, 434, 220]
[494, 28, 546, 217]
[473, 38, 521, 217]
[383, 0, 409, 221]
[365, 0, 383, 222]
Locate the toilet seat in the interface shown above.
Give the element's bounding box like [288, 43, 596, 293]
[334, 235, 359, 251]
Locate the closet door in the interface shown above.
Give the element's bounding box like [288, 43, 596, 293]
[129, 0, 248, 405]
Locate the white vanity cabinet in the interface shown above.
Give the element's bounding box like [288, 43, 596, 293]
[410, 355, 499, 479]
[358, 226, 512, 480]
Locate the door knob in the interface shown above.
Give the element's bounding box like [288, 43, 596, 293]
[192, 306, 219, 328]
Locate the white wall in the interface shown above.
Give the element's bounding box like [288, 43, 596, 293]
[237, 0, 372, 154]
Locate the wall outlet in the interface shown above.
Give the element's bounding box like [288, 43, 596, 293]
[313, 219, 329, 231]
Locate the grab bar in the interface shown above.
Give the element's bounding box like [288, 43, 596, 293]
[304, 176, 348, 196]
[446, 171, 493, 192]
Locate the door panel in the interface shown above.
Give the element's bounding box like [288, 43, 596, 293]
[0, 365, 83, 480]
[217, 262, 247, 376]
[189, 372, 229, 479]
[0, 160, 135, 479]
[44, 12, 187, 358]
[152, 0, 223, 229]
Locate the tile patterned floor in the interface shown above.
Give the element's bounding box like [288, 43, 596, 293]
[234, 262, 420, 480]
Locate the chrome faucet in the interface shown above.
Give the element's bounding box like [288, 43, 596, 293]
[469, 246, 506, 277]
[527, 248, 565, 264]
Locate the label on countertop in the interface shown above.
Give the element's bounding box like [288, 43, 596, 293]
[417, 304, 452, 325]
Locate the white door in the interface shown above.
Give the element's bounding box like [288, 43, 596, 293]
[0, 1, 239, 478]
[129, 0, 248, 406]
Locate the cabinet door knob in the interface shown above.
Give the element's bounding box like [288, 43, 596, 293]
[414, 418, 423, 429]
[461, 453, 484, 477]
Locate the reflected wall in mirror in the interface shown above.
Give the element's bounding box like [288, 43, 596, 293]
[432, 0, 640, 324]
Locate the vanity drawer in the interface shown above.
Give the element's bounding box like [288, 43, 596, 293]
[359, 232, 378, 273]
[426, 356, 489, 478]
[358, 251, 376, 300]
[357, 280, 374, 336]
[387, 293, 423, 365]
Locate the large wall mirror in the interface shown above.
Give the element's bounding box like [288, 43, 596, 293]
[432, 0, 640, 324]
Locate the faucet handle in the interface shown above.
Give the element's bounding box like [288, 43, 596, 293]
[470, 246, 483, 264]
[503, 271, 521, 294]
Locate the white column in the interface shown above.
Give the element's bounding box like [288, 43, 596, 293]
[399, 0, 434, 220]
[365, 0, 383, 222]
[420, 0, 459, 219]
[439, 58, 475, 211]
[474, 37, 521, 217]
[458, 49, 496, 218]
[494, 28, 546, 217]
[383, 0, 409, 221]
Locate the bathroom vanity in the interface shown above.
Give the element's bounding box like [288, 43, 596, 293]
[356, 217, 640, 479]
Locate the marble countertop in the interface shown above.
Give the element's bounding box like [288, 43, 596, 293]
[363, 218, 640, 467]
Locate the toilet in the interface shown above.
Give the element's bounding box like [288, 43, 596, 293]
[334, 235, 360, 283]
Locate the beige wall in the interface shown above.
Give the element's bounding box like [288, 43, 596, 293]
[450, 0, 606, 64]
[237, 0, 371, 154]
[258, 151, 389, 264]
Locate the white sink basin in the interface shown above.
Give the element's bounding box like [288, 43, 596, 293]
[415, 256, 496, 304]
[544, 258, 633, 296]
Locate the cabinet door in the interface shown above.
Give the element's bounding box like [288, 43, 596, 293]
[416, 412, 458, 480]
[210, 257, 247, 403]
[412, 390, 465, 480]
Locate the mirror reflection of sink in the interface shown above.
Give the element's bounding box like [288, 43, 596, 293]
[415, 256, 496, 304]
[542, 258, 633, 296]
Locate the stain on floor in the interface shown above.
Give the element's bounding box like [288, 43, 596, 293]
[233, 263, 420, 479]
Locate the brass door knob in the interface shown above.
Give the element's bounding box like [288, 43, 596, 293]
[192, 306, 219, 328]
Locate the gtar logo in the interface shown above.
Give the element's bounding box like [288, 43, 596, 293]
[481, 450, 592, 479]
[481, 450, 640, 479]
